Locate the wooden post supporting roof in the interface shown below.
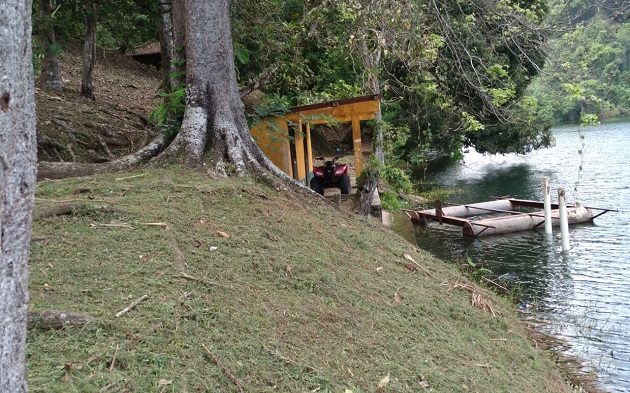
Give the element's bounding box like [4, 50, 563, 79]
[351, 115, 363, 175]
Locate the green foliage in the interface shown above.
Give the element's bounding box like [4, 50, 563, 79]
[466, 255, 493, 277]
[380, 189, 403, 210]
[45, 0, 158, 52]
[149, 85, 186, 137]
[234, 42, 250, 65]
[249, 94, 291, 122]
[32, 39, 44, 75]
[382, 165, 412, 194]
[527, 13, 630, 123]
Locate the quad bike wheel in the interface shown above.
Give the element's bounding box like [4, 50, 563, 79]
[310, 177, 324, 195]
[340, 174, 351, 194]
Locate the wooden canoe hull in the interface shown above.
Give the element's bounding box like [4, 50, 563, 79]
[462, 206, 593, 237]
[405, 199, 595, 237]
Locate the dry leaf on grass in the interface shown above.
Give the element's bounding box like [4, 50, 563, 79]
[393, 289, 404, 302]
[376, 266, 384, 273]
[445, 280, 501, 316]
[377, 374, 390, 388]
[217, 230, 231, 238]
[158, 379, 172, 386]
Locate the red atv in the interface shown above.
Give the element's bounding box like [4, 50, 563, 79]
[310, 157, 352, 195]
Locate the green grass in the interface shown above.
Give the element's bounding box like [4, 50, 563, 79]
[27, 168, 573, 392]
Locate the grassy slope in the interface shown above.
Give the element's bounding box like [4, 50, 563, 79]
[27, 168, 572, 393]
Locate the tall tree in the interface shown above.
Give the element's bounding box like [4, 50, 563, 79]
[81, 1, 97, 100]
[157, 0, 186, 94]
[0, 0, 38, 391]
[36, 0, 64, 92]
[153, 0, 285, 178]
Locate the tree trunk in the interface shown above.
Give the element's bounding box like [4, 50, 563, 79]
[153, 0, 285, 178]
[158, 0, 186, 94]
[0, 0, 37, 391]
[353, 168, 380, 216]
[361, 41, 384, 164]
[356, 41, 383, 215]
[81, 2, 97, 100]
[38, 0, 64, 92]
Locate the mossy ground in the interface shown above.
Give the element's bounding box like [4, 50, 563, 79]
[27, 168, 573, 392]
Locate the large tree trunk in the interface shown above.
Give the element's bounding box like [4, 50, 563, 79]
[153, 0, 284, 178]
[81, 2, 97, 100]
[38, 0, 64, 92]
[0, 0, 37, 391]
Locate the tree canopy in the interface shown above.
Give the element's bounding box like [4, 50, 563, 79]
[31, 0, 629, 168]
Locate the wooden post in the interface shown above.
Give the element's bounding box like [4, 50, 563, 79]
[305, 123, 313, 185]
[558, 188, 570, 251]
[351, 115, 363, 176]
[543, 177, 552, 235]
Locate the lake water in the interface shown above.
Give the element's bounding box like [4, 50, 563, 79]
[393, 118, 630, 392]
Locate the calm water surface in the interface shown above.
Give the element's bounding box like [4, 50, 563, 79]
[393, 118, 630, 392]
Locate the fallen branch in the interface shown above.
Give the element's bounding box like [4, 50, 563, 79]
[109, 343, 119, 372]
[201, 344, 245, 393]
[139, 222, 170, 228]
[169, 237, 186, 270]
[27, 310, 94, 330]
[115, 173, 148, 181]
[444, 280, 501, 316]
[481, 276, 508, 291]
[115, 294, 149, 318]
[403, 253, 437, 279]
[91, 222, 132, 228]
[173, 272, 229, 289]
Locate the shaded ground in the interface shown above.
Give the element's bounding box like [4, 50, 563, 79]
[36, 45, 160, 163]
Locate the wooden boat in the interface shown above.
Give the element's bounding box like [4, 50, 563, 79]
[403, 198, 614, 237]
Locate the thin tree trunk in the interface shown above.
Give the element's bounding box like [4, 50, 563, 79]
[357, 41, 383, 215]
[353, 168, 380, 216]
[171, 0, 186, 89]
[81, 2, 97, 100]
[38, 0, 64, 92]
[361, 41, 384, 164]
[157, 1, 173, 91]
[0, 0, 37, 391]
[158, 0, 185, 94]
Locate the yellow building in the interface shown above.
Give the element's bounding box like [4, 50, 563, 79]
[250, 95, 381, 185]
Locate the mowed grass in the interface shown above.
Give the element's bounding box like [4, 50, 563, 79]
[27, 168, 572, 392]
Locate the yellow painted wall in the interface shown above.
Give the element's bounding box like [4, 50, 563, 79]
[250, 118, 292, 177]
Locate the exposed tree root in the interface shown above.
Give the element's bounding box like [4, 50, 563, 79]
[37, 133, 172, 180]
